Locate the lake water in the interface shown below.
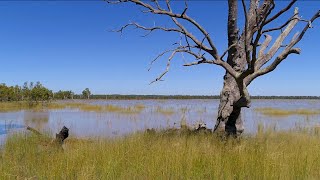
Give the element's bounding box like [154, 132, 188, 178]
[1, 99, 320, 143]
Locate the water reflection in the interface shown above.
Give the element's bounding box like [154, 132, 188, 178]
[0, 123, 24, 135]
[24, 110, 49, 130]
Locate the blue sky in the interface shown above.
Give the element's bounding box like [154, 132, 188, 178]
[0, 1, 319, 96]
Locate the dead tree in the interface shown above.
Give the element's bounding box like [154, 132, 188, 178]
[108, 0, 320, 136]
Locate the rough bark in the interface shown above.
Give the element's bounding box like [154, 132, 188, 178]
[214, 74, 245, 136]
[214, 42, 248, 136]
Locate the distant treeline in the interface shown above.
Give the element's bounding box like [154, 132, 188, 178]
[82, 95, 320, 100]
[251, 96, 320, 100]
[0, 82, 52, 103]
[0, 82, 319, 102]
[79, 94, 218, 100]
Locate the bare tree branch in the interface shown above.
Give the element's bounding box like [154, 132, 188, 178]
[126, 0, 219, 59]
[255, 34, 272, 70]
[109, 0, 319, 90]
[183, 59, 213, 66]
[150, 47, 210, 84]
[248, 47, 301, 80]
[181, 0, 188, 17]
[246, 0, 275, 71]
[148, 49, 174, 71]
[153, 0, 163, 10]
[262, 15, 298, 33]
[289, 10, 320, 47]
[247, 9, 320, 84]
[241, 0, 250, 65]
[227, 0, 239, 65]
[256, 7, 300, 70]
[106, 0, 127, 4]
[114, 22, 183, 37]
[150, 50, 177, 84]
[264, 0, 297, 25]
[221, 43, 237, 60]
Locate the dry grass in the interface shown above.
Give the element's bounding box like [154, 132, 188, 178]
[2, 128, 320, 179]
[255, 107, 320, 117]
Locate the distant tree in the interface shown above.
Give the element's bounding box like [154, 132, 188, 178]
[6, 86, 15, 101]
[54, 90, 75, 100]
[0, 83, 9, 101]
[13, 85, 23, 101]
[110, 0, 320, 136]
[22, 82, 30, 101]
[82, 88, 91, 99]
[30, 82, 53, 104]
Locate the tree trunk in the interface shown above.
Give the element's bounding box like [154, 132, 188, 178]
[214, 73, 246, 136]
[214, 38, 249, 136]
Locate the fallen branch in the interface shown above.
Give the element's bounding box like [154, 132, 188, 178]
[26, 126, 69, 148]
[26, 126, 42, 136]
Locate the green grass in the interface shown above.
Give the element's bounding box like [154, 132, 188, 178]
[2, 129, 320, 179]
[255, 107, 320, 117]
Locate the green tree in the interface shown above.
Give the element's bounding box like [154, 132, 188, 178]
[30, 82, 53, 103]
[54, 90, 74, 100]
[13, 85, 23, 101]
[82, 88, 91, 99]
[22, 82, 30, 101]
[0, 83, 9, 101]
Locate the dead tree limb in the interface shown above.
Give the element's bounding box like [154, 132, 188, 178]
[26, 126, 42, 136]
[26, 126, 69, 148]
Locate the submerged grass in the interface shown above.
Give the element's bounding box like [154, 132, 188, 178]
[155, 106, 175, 115]
[2, 129, 320, 179]
[255, 107, 320, 117]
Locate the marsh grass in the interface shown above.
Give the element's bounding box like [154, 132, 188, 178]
[0, 102, 49, 112]
[55, 103, 145, 114]
[2, 129, 320, 179]
[255, 107, 320, 117]
[155, 106, 175, 115]
[0, 102, 145, 114]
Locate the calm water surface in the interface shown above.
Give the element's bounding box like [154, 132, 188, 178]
[1, 99, 320, 143]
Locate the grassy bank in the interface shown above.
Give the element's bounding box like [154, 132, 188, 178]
[1, 129, 320, 179]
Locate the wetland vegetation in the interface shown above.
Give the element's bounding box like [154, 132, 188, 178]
[2, 127, 320, 179]
[1, 83, 320, 179]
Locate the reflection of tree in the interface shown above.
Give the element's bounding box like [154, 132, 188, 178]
[24, 111, 49, 130]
